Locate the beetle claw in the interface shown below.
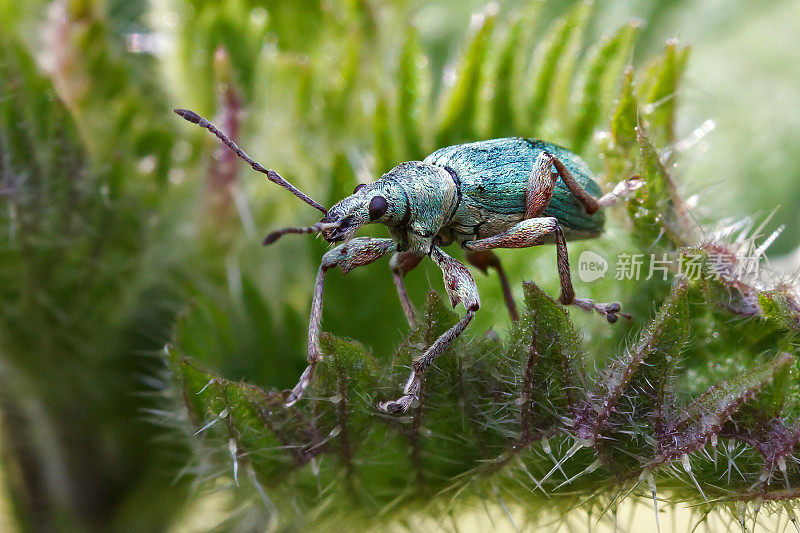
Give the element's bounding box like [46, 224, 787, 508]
[600, 301, 632, 323]
[378, 394, 417, 414]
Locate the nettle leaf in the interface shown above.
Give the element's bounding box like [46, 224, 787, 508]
[661, 353, 794, 461]
[549, 1, 594, 131]
[576, 280, 689, 476]
[627, 126, 691, 247]
[398, 24, 431, 160]
[522, 7, 576, 134]
[601, 65, 639, 183]
[483, 13, 526, 139]
[173, 351, 310, 481]
[640, 40, 691, 147]
[435, 5, 498, 146]
[759, 290, 800, 331]
[314, 333, 380, 413]
[571, 21, 639, 153]
[520, 281, 588, 418]
[610, 66, 638, 150]
[683, 245, 800, 335]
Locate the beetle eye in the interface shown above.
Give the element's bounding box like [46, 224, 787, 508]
[368, 195, 388, 221]
[353, 184, 366, 194]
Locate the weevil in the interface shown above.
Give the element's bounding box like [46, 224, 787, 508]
[175, 108, 641, 414]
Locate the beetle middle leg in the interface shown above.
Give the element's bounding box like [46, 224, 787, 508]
[390, 251, 425, 327]
[462, 218, 630, 323]
[286, 237, 396, 406]
[464, 250, 519, 321]
[378, 246, 480, 414]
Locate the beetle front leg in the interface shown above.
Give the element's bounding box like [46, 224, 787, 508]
[463, 218, 630, 323]
[378, 247, 480, 414]
[286, 237, 395, 406]
[390, 251, 425, 327]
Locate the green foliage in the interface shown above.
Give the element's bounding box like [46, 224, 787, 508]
[2, 1, 800, 531]
[570, 21, 638, 153]
[435, 4, 497, 146]
[0, 20, 187, 532]
[171, 277, 800, 529]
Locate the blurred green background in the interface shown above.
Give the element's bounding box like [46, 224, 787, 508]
[0, 0, 798, 531]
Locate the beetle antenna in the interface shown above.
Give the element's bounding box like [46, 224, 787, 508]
[263, 222, 338, 246]
[174, 108, 327, 214]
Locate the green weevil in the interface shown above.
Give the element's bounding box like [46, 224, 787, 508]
[175, 108, 641, 414]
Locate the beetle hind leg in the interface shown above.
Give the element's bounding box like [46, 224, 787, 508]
[552, 226, 630, 322]
[463, 219, 631, 324]
[570, 298, 632, 323]
[597, 175, 644, 207]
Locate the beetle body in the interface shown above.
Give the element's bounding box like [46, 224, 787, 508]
[425, 137, 605, 245]
[323, 138, 605, 255]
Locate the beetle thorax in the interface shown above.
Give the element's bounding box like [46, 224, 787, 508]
[382, 162, 458, 254]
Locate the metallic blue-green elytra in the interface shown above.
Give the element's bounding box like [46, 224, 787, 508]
[322, 137, 604, 254]
[425, 138, 604, 232]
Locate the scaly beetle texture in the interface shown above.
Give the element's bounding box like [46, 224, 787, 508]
[175, 108, 641, 414]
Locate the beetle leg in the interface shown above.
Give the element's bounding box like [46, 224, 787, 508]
[527, 152, 601, 217]
[286, 237, 396, 407]
[464, 217, 560, 250]
[525, 153, 559, 218]
[378, 247, 480, 414]
[390, 251, 425, 327]
[465, 250, 519, 321]
[463, 218, 630, 323]
[597, 175, 644, 207]
[551, 226, 631, 323]
[570, 298, 632, 323]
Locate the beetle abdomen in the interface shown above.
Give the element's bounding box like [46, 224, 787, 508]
[424, 138, 605, 233]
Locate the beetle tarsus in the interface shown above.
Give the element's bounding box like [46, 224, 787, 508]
[571, 298, 631, 322]
[285, 364, 315, 406]
[597, 175, 644, 207]
[379, 369, 422, 414]
[377, 395, 417, 414]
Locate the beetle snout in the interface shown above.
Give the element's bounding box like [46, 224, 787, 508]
[319, 193, 375, 243]
[319, 215, 355, 243]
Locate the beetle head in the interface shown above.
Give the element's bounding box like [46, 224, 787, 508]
[264, 161, 453, 248]
[320, 181, 407, 243]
